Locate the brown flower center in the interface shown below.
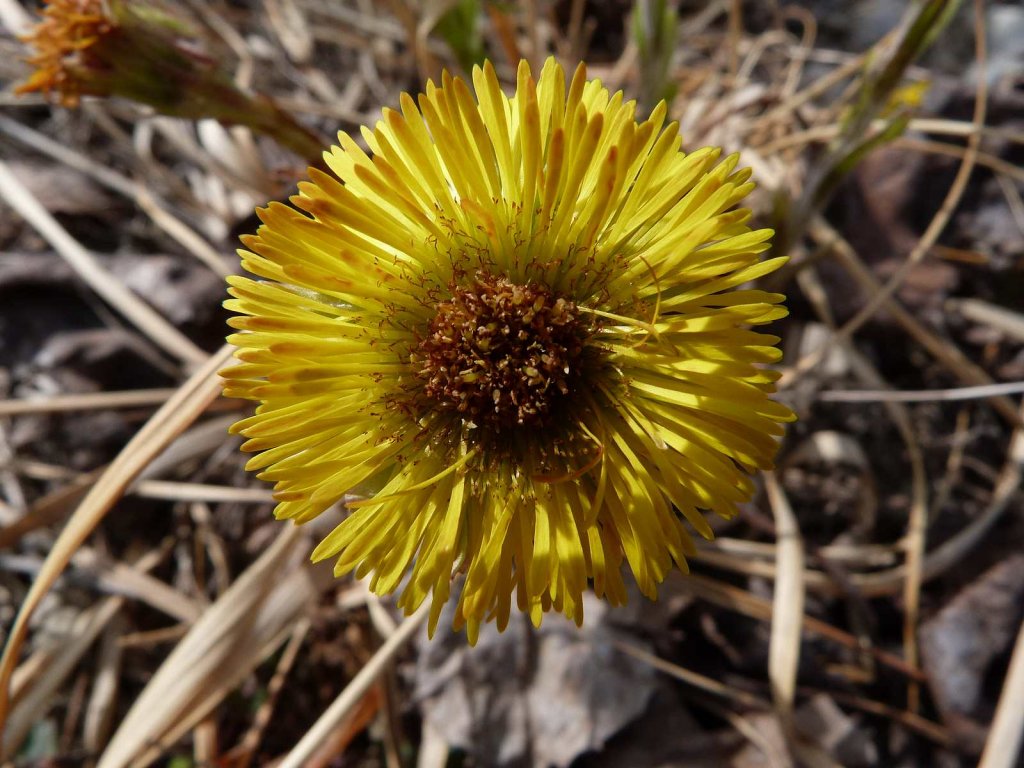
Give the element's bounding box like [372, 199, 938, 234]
[414, 273, 591, 431]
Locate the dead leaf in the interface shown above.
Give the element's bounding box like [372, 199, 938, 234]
[414, 587, 658, 768]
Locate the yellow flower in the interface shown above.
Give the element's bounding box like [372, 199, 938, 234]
[223, 58, 794, 642]
[16, 0, 110, 107]
[17, 0, 215, 111]
[16, 0, 326, 167]
[17, 0, 231, 110]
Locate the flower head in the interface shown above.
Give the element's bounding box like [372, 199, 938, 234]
[223, 58, 794, 641]
[17, 0, 217, 110]
[17, 0, 327, 164]
[17, 0, 328, 165]
[16, 0, 111, 106]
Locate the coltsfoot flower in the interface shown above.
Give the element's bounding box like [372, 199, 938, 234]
[16, 0, 209, 109]
[16, 0, 111, 107]
[17, 0, 325, 163]
[223, 58, 795, 641]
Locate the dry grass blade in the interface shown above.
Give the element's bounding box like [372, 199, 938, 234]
[977, 405, 1024, 768]
[750, 49, 867, 136]
[0, 544, 201, 624]
[417, 719, 450, 768]
[763, 476, 840, 767]
[996, 170, 1024, 232]
[0, 416, 240, 552]
[801, 688, 952, 747]
[620, 576, 838, 764]
[96, 525, 328, 768]
[764, 473, 805, 723]
[978, 618, 1024, 768]
[947, 299, 1024, 344]
[756, 126, 1024, 181]
[277, 606, 428, 768]
[136, 414, 241, 480]
[791, 251, 930, 709]
[893, 136, 1024, 183]
[0, 345, 233, 736]
[0, 160, 209, 369]
[132, 185, 234, 277]
[130, 480, 274, 504]
[0, 113, 137, 198]
[89, 556, 203, 623]
[703, 537, 899, 568]
[0, 389, 180, 416]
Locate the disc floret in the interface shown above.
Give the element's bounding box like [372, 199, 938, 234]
[414, 272, 592, 434]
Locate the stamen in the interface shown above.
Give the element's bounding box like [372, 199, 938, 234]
[413, 272, 592, 432]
